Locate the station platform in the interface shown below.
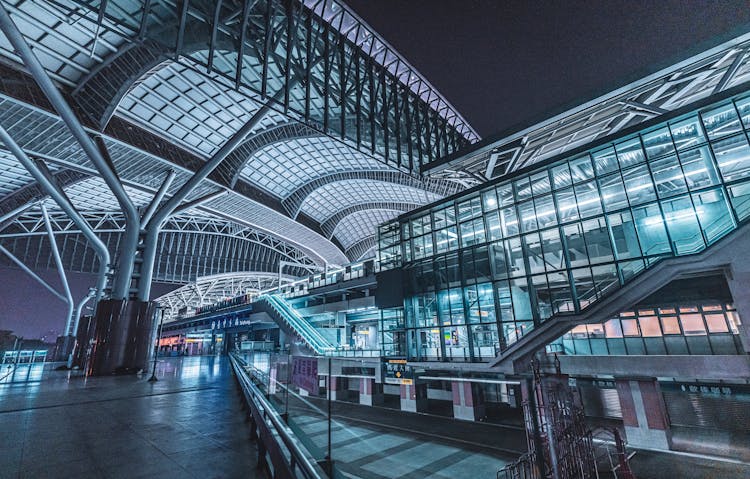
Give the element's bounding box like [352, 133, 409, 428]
[2, 356, 750, 479]
[0, 356, 259, 479]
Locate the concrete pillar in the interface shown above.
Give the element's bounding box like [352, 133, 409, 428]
[726, 270, 750, 353]
[359, 378, 384, 406]
[329, 376, 346, 401]
[616, 379, 672, 450]
[400, 382, 427, 413]
[452, 381, 486, 421]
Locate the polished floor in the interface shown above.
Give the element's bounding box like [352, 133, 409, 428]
[0, 356, 259, 479]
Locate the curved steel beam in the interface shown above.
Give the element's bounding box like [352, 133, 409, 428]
[319, 202, 416, 239]
[344, 236, 377, 262]
[283, 170, 462, 218]
[212, 122, 322, 188]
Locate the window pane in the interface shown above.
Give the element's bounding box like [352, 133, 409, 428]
[564, 223, 589, 268]
[483, 189, 499, 211]
[705, 314, 729, 333]
[662, 196, 704, 254]
[497, 184, 514, 207]
[506, 238, 526, 277]
[556, 188, 580, 223]
[623, 164, 657, 205]
[510, 278, 533, 321]
[678, 146, 720, 191]
[524, 232, 545, 275]
[490, 241, 508, 279]
[514, 177, 532, 201]
[541, 228, 565, 271]
[702, 103, 742, 140]
[599, 172, 629, 212]
[670, 116, 706, 150]
[608, 211, 641, 260]
[639, 316, 662, 337]
[572, 267, 595, 309]
[661, 316, 681, 334]
[692, 188, 735, 244]
[712, 134, 750, 182]
[534, 194, 557, 229]
[622, 319, 640, 336]
[593, 147, 618, 175]
[728, 180, 750, 221]
[616, 137, 645, 168]
[518, 200, 537, 233]
[575, 181, 603, 218]
[736, 96, 750, 129]
[642, 127, 675, 159]
[680, 314, 706, 335]
[486, 212, 502, 242]
[632, 204, 671, 256]
[570, 155, 594, 183]
[583, 218, 614, 264]
[650, 155, 688, 198]
[604, 318, 623, 338]
[551, 163, 572, 189]
[531, 171, 551, 196]
[500, 206, 519, 237]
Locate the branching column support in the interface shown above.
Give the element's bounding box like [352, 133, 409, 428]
[41, 203, 75, 336]
[137, 101, 276, 301]
[0, 5, 139, 300]
[0, 124, 110, 306]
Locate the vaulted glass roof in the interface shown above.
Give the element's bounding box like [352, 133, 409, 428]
[333, 209, 401, 250]
[240, 136, 385, 198]
[300, 179, 440, 221]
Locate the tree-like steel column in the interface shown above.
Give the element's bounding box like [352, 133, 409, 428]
[0, 4, 139, 300]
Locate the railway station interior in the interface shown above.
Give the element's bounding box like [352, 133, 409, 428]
[2, 1, 750, 478]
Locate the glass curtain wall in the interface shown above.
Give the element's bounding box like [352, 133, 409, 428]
[548, 303, 742, 356]
[379, 93, 750, 362]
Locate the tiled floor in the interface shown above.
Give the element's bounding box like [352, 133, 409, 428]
[0, 356, 260, 479]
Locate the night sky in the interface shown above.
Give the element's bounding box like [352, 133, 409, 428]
[346, 0, 750, 138]
[2, 2, 750, 340]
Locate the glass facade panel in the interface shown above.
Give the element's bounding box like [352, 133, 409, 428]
[642, 127, 675, 159]
[702, 103, 742, 140]
[623, 164, 657, 205]
[615, 137, 646, 168]
[593, 147, 618, 175]
[712, 134, 750, 181]
[385, 93, 750, 362]
[670, 116, 705, 150]
[599, 172, 629, 211]
[679, 146, 720, 191]
[651, 155, 688, 198]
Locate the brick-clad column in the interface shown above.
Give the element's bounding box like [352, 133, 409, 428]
[451, 381, 485, 421]
[400, 382, 427, 412]
[359, 378, 384, 406]
[616, 379, 672, 450]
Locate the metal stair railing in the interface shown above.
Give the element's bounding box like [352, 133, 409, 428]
[259, 294, 335, 355]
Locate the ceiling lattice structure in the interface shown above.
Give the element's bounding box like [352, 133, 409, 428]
[0, 0, 474, 275]
[426, 32, 750, 182]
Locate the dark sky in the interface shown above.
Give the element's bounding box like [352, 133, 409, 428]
[0, 267, 178, 340]
[346, 0, 750, 138]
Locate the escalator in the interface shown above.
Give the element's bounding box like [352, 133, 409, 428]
[491, 217, 750, 374]
[255, 294, 335, 355]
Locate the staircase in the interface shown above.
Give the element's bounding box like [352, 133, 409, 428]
[256, 294, 335, 355]
[492, 217, 750, 374]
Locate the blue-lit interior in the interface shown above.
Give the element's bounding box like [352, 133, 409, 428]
[378, 93, 750, 362]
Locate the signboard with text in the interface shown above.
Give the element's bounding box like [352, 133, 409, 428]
[383, 359, 413, 385]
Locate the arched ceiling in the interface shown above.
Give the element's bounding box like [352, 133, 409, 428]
[0, 0, 476, 288]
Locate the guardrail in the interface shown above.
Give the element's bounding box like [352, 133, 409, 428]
[229, 353, 328, 479]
